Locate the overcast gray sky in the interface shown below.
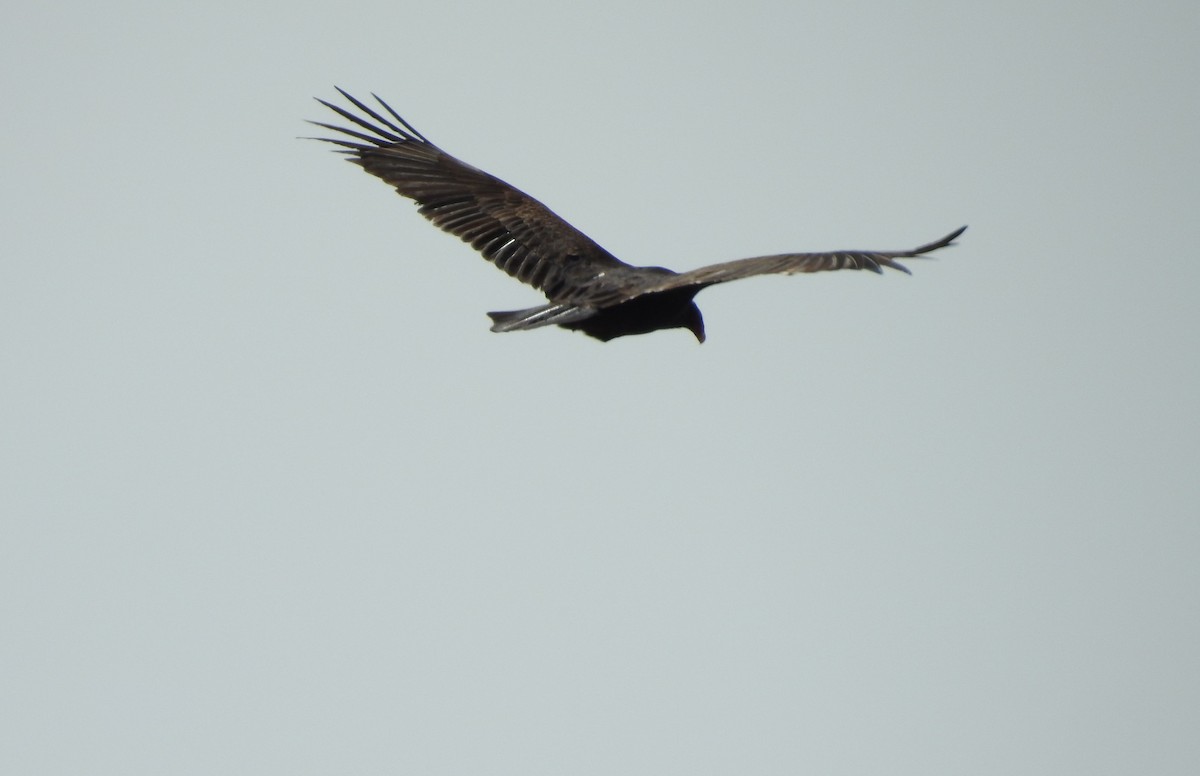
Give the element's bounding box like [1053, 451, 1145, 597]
[3, 1, 1198, 774]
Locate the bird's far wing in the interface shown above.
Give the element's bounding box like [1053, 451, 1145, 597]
[641, 226, 967, 293]
[310, 89, 631, 301]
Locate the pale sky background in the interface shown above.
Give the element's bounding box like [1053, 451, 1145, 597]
[3, 2, 1198, 774]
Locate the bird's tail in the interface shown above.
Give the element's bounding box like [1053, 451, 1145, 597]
[487, 303, 596, 333]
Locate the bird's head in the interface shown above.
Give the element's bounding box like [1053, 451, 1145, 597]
[681, 302, 706, 343]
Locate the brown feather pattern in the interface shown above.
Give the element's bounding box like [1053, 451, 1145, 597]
[310, 88, 628, 305]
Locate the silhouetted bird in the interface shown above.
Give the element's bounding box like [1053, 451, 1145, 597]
[311, 89, 964, 342]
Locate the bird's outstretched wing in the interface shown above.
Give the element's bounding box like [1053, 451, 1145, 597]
[640, 226, 967, 294]
[310, 89, 630, 300]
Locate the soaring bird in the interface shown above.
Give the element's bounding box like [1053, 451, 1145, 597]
[310, 89, 964, 342]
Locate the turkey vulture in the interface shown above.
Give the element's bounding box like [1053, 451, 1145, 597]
[310, 89, 964, 342]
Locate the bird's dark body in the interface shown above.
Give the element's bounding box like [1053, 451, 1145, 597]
[310, 89, 964, 342]
[564, 289, 706, 343]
